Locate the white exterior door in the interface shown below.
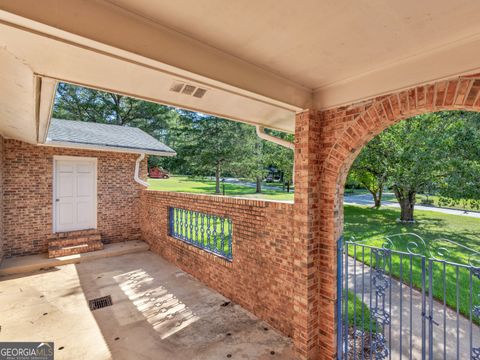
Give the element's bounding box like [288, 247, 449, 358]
[54, 157, 97, 232]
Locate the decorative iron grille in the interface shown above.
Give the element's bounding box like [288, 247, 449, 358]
[168, 207, 233, 260]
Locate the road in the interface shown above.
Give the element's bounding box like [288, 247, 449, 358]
[217, 181, 480, 219]
[344, 193, 480, 218]
[216, 177, 291, 192]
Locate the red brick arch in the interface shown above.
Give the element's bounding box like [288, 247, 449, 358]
[291, 74, 480, 359]
[322, 74, 480, 244]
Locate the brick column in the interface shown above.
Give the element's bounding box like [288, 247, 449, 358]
[293, 110, 321, 359]
[293, 110, 338, 360]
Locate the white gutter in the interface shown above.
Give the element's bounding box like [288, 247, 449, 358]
[40, 141, 176, 156]
[135, 153, 149, 187]
[256, 125, 295, 184]
[256, 126, 294, 150]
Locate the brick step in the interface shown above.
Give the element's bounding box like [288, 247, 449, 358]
[49, 234, 102, 249]
[48, 240, 104, 258]
[49, 229, 100, 240]
[48, 230, 103, 258]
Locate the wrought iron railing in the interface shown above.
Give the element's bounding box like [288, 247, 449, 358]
[168, 207, 233, 260]
[338, 233, 480, 359]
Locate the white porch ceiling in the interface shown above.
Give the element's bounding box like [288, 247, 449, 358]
[1, 0, 480, 141]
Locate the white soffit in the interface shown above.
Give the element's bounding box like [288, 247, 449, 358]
[0, 46, 36, 143]
[1, 0, 480, 137]
[106, 0, 480, 109]
[0, 1, 307, 135]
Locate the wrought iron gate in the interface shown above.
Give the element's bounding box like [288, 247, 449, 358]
[337, 233, 480, 359]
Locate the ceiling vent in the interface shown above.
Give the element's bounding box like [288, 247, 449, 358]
[170, 81, 207, 99]
[193, 88, 207, 98]
[169, 82, 185, 93]
[182, 84, 196, 95]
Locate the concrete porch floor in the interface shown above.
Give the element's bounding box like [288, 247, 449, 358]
[0, 241, 149, 276]
[0, 250, 293, 359]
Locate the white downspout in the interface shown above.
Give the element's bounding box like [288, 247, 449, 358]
[256, 126, 295, 150]
[255, 125, 295, 184]
[134, 153, 149, 187]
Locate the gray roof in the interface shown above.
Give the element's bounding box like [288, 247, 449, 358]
[46, 118, 176, 156]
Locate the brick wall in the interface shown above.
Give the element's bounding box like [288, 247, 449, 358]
[294, 73, 480, 359]
[0, 136, 3, 263]
[3, 139, 147, 257]
[140, 190, 295, 336]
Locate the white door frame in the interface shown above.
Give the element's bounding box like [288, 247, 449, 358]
[53, 155, 98, 233]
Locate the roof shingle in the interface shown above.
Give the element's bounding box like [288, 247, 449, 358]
[46, 118, 176, 156]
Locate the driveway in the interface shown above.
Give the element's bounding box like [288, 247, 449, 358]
[209, 177, 292, 192]
[0, 251, 293, 360]
[344, 193, 480, 218]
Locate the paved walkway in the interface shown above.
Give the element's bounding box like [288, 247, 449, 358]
[346, 257, 480, 359]
[344, 193, 480, 218]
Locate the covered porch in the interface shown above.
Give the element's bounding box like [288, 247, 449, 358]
[1, 1, 480, 359]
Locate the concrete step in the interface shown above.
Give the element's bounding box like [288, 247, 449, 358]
[0, 241, 150, 276]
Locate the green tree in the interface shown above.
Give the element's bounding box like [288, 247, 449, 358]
[349, 136, 392, 208]
[436, 112, 480, 210]
[351, 111, 480, 222]
[180, 112, 250, 193]
[262, 130, 294, 191]
[53, 83, 176, 130]
[385, 116, 445, 222]
[53, 82, 182, 169]
[239, 128, 294, 194]
[245, 134, 267, 193]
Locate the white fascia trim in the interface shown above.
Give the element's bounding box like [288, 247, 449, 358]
[36, 77, 58, 143]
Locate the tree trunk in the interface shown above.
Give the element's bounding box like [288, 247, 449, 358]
[286, 180, 290, 193]
[394, 187, 416, 222]
[373, 187, 383, 208]
[368, 188, 382, 208]
[256, 176, 262, 193]
[215, 163, 221, 194]
[399, 199, 415, 222]
[377, 187, 383, 207]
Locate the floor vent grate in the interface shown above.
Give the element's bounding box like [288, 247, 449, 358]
[88, 295, 113, 310]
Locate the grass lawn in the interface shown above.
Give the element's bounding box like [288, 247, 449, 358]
[344, 204, 480, 321]
[347, 291, 379, 333]
[148, 176, 294, 201]
[348, 189, 480, 212]
[415, 194, 480, 212]
[381, 193, 480, 211]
